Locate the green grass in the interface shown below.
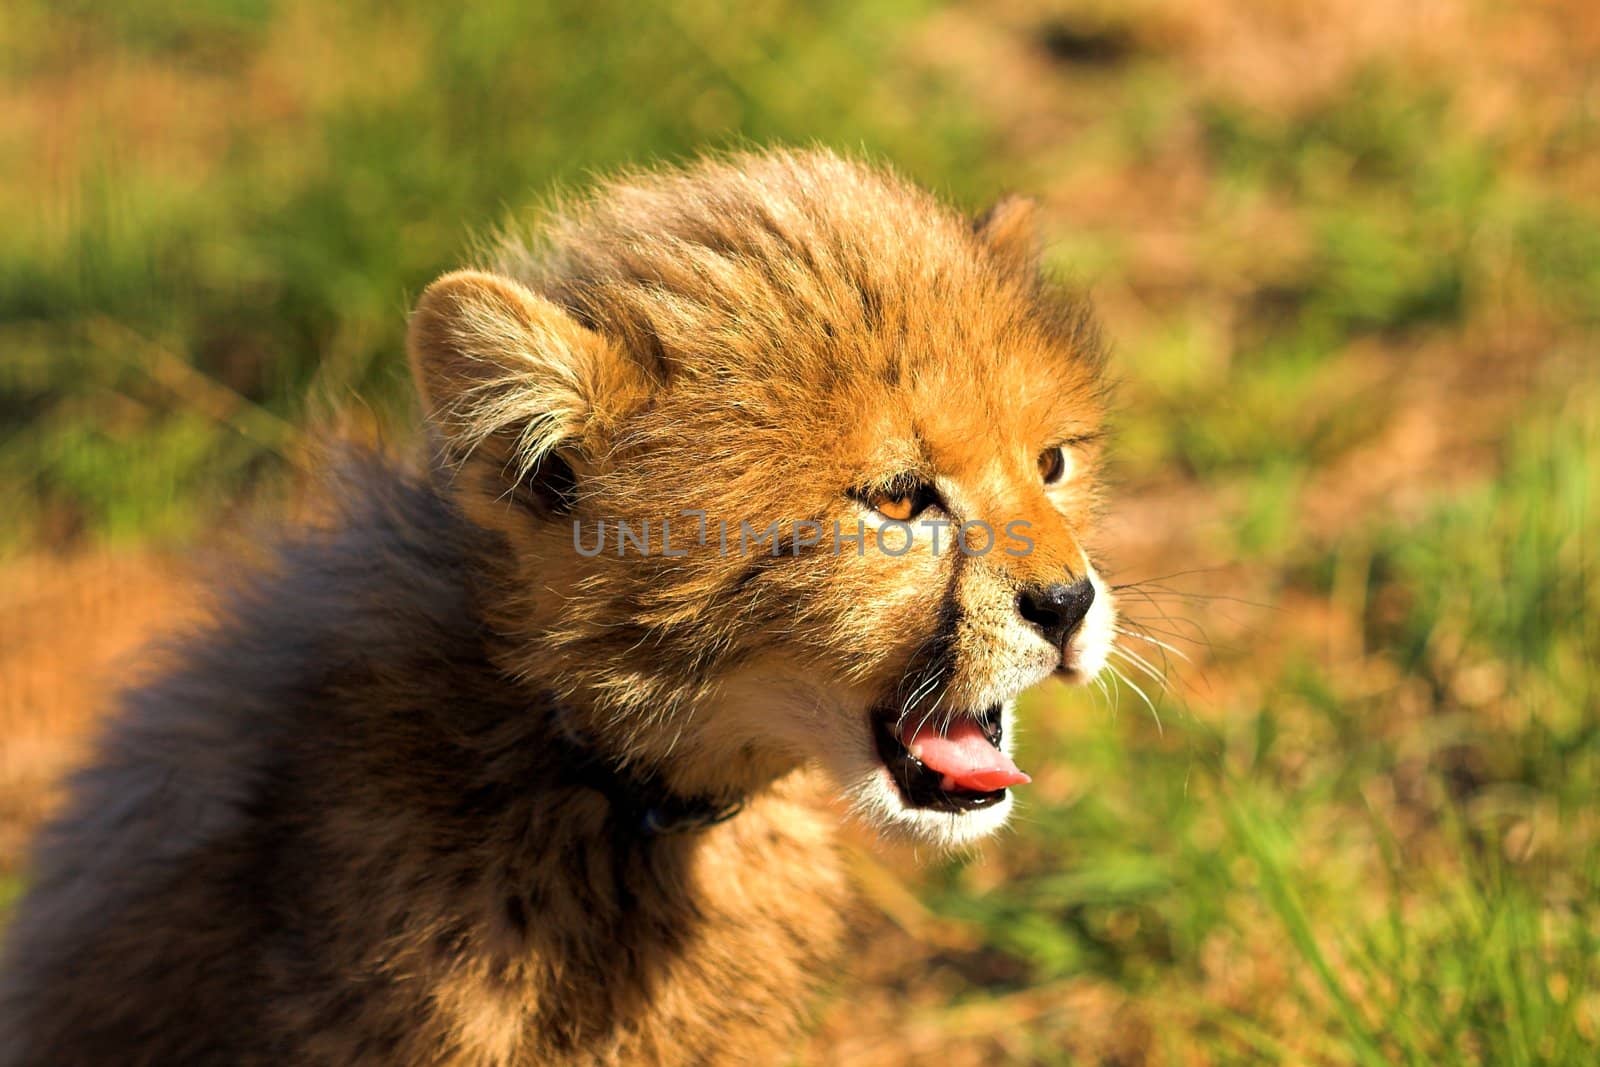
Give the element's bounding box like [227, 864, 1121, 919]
[0, 0, 992, 545]
[1112, 67, 1600, 495]
[917, 393, 1599, 1061]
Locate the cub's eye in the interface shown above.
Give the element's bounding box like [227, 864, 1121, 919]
[855, 476, 936, 522]
[873, 494, 917, 522]
[1038, 445, 1068, 485]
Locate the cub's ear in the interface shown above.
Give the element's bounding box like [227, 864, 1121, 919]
[973, 194, 1042, 275]
[407, 270, 645, 488]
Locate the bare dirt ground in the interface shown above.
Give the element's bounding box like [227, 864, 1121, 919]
[0, 552, 198, 871]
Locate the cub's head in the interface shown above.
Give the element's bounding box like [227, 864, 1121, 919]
[408, 150, 1113, 848]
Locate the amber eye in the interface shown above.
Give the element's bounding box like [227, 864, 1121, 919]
[1038, 445, 1068, 485]
[873, 494, 916, 522]
[857, 476, 935, 522]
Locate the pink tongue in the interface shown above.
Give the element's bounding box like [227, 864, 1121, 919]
[901, 717, 1030, 793]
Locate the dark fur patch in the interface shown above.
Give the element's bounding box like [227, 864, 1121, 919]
[522, 451, 579, 514]
[0, 452, 841, 1063]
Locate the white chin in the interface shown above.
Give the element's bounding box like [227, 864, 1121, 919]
[847, 771, 1015, 849]
[820, 704, 1021, 850]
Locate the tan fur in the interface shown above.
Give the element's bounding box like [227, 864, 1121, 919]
[419, 149, 1111, 804]
[0, 149, 1111, 1065]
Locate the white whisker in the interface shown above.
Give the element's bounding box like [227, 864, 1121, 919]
[1107, 662, 1162, 736]
[1114, 626, 1192, 664]
[1110, 644, 1169, 690]
[895, 672, 940, 727]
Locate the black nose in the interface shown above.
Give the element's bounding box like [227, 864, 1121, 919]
[1017, 577, 1095, 647]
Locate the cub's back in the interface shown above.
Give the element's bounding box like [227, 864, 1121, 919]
[0, 464, 494, 1064]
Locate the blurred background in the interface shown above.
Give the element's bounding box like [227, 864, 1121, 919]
[1, 0, 1597, 1062]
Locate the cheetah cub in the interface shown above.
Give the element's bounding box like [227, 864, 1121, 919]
[0, 149, 1115, 1065]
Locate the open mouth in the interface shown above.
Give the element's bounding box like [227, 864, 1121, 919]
[871, 703, 1029, 813]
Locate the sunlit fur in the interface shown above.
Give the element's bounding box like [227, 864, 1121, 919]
[0, 149, 1115, 1065]
[413, 149, 1115, 849]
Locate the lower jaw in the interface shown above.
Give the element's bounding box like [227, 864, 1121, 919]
[870, 705, 1010, 814]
